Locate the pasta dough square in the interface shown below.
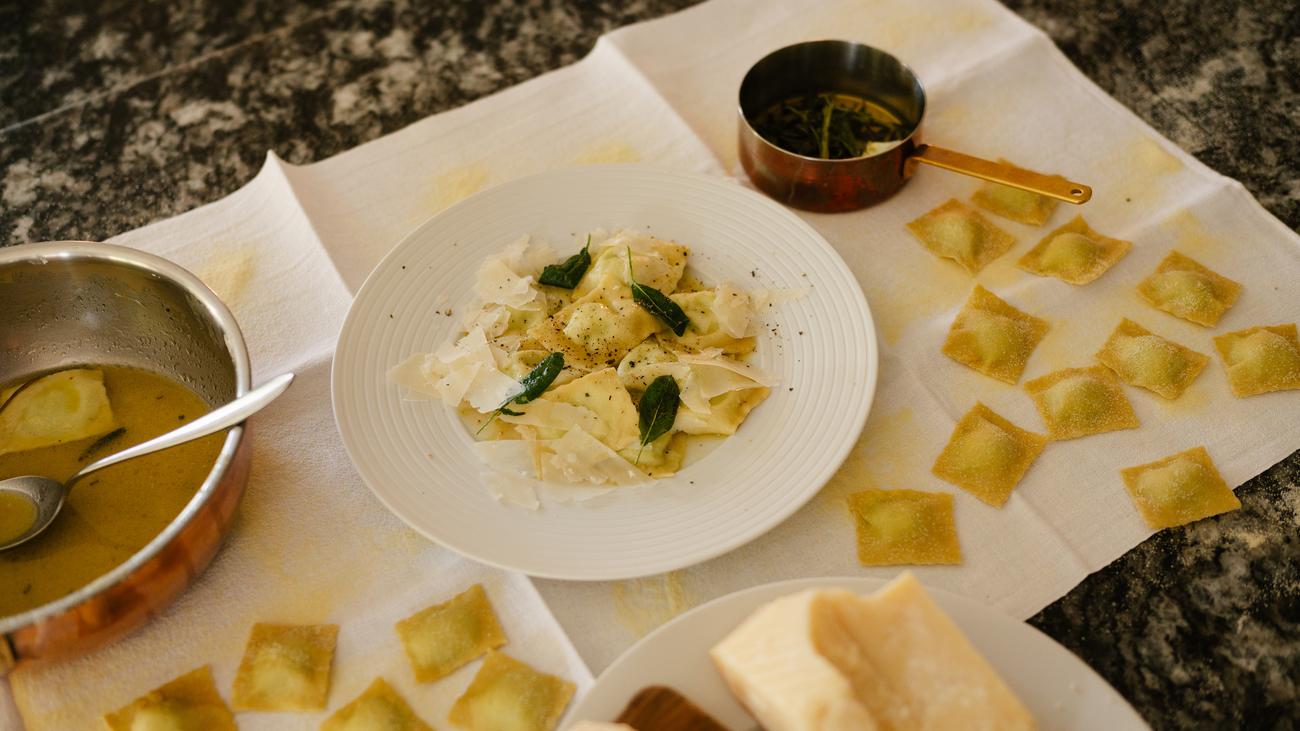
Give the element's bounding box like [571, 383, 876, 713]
[932, 403, 1047, 507]
[942, 285, 1050, 384]
[1017, 216, 1131, 285]
[1137, 250, 1241, 327]
[906, 199, 1016, 274]
[1024, 366, 1140, 440]
[231, 622, 338, 711]
[846, 489, 962, 566]
[1213, 323, 1300, 397]
[396, 583, 507, 683]
[103, 666, 236, 731]
[449, 650, 576, 731]
[322, 677, 434, 731]
[970, 160, 1062, 225]
[1120, 446, 1240, 529]
[1096, 318, 1209, 399]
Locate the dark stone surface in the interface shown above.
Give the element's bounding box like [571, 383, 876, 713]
[1, 0, 1296, 727]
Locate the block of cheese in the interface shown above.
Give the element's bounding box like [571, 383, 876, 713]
[711, 573, 1036, 731]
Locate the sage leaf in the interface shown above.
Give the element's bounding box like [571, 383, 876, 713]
[626, 247, 690, 336]
[477, 352, 564, 434]
[636, 374, 680, 464]
[538, 235, 592, 289]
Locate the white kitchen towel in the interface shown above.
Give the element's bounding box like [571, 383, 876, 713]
[6, 0, 1300, 725]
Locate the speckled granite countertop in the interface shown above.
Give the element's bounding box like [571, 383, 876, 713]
[1, 1, 1296, 727]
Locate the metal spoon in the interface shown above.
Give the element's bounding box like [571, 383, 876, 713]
[0, 372, 294, 551]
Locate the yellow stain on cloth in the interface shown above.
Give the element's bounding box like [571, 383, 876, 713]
[196, 248, 255, 309]
[1101, 137, 1184, 209]
[430, 164, 490, 213]
[811, 407, 923, 523]
[611, 571, 696, 638]
[572, 140, 641, 165]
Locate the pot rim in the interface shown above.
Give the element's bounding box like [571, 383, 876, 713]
[0, 241, 251, 637]
[737, 38, 927, 165]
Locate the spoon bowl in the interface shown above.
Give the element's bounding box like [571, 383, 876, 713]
[0, 372, 295, 551]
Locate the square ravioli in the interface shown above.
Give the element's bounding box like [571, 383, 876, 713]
[846, 489, 962, 566]
[1017, 216, 1131, 285]
[1024, 366, 1140, 440]
[231, 622, 338, 711]
[932, 403, 1047, 507]
[322, 678, 434, 731]
[397, 583, 507, 683]
[942, 285, 1050, 384]
[1213, 324, 1300, 397]
[103, 666, 236, 731]
[449, 651, 576, 731]
[1096, 318, 1209, 399]
[969, 160, 1062, 225]
[906, 199, 1016, 275]
[1137, 250, 1241, 327]
[1120, 446, 1240, 529]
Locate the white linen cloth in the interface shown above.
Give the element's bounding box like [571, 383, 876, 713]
[6, 0, 1299, 726]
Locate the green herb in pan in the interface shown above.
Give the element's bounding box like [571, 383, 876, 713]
[751, 92, 909, 160]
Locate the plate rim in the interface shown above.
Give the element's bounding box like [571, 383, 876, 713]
[567, 574, 1148, 727]
[330, 164, 879, 580]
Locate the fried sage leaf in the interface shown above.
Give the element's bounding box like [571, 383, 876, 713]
[538, 235, 592, 289]
[626, 247, 690, 336]
[477, 352, 564, 434]
[636, 374, 680, 464]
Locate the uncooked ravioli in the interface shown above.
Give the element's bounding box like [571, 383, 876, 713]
[906, 199, 1016, 275]
[932, 402, 1047, 507]
[1017, 216, 1131, 285]
[1137, 250, 1241, 327]
[1213, 323, 1300, 397]
[942, 285, 1050, 384]
[1096, 318, 1208, 399]
[1024, 365, 1140, 440]
[1120, 446, 1240, 529]
[846, 488, 962, 566]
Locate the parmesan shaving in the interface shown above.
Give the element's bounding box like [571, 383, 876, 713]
[500, 400, 604, 437]
[475, 258, 540, 309]
[387, 326, 521, 412]
[543, 427, 644, 486]
[714, 281, 753, 338]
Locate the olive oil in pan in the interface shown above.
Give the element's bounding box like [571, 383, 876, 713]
[752, 92, 910, 160]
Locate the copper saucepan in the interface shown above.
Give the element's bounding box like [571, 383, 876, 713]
[0, 242, 252, 673]
[738, 40, 1092, 213]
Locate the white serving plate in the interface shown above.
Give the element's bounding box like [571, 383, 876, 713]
[332, 165, 877, 580]
[567, 576, 1149, 729]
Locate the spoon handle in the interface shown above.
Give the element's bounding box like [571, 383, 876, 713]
[68, 373, 295, 487]
[908, 145, 1092, 204]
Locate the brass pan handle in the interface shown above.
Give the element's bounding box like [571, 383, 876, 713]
[909, 145, 1092, 204]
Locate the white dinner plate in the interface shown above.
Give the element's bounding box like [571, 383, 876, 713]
[332, 165, 877, 580]
[567, 576, 1149, 729]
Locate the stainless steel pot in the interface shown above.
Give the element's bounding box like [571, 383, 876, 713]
[738, 40, 1093, 212]
[0, 241, 252, 672]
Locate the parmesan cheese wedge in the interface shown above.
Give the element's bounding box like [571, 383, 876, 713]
[711, 573, 1035, 731]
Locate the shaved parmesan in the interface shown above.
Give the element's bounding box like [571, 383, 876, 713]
[475, 258, 540, 309]
[501, 400, 604, 438]
[387, 326, 521, 412]
[543, 427, 644, 486]
[714, 281, 753, 338]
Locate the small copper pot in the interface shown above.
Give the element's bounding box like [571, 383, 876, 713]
[0, 242, 252, 672]
[739, 40, 1092, 212]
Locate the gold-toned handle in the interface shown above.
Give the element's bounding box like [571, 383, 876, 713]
[909, 145, 1092, 204]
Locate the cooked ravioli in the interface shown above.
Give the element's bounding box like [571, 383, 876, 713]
[529, 286, 663, 370]
[231, 623, 338, 712]
[1018, 216, 1131, 285]
[1137, 250, 1241, 327]
[846, 489, 961, 566]
[574, 234, 687, 297]
[942, 285, 1050, 384]
[322, 678, 434, 731]
[103, 666, 236, 731]
[1096, 318, 1209, 399]
[616, 341, 677, 391]
[396, 583, 507, 683]
[906, 199, 1016, 275]
[674, 387, 770, 436]
[0, 368, 117, 456]
[448, 650, 575, 731]
[932, 403, 1047, 507]
[969, 161, 1062, 225]
[1213, 323, 1300, 397]
[618, 431, 687, 477]
[661, 286, 756, 355]
[1025, 365, 1140, 440]
[528, 368, 639, 449]
[1120, 446, 1240, 529]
